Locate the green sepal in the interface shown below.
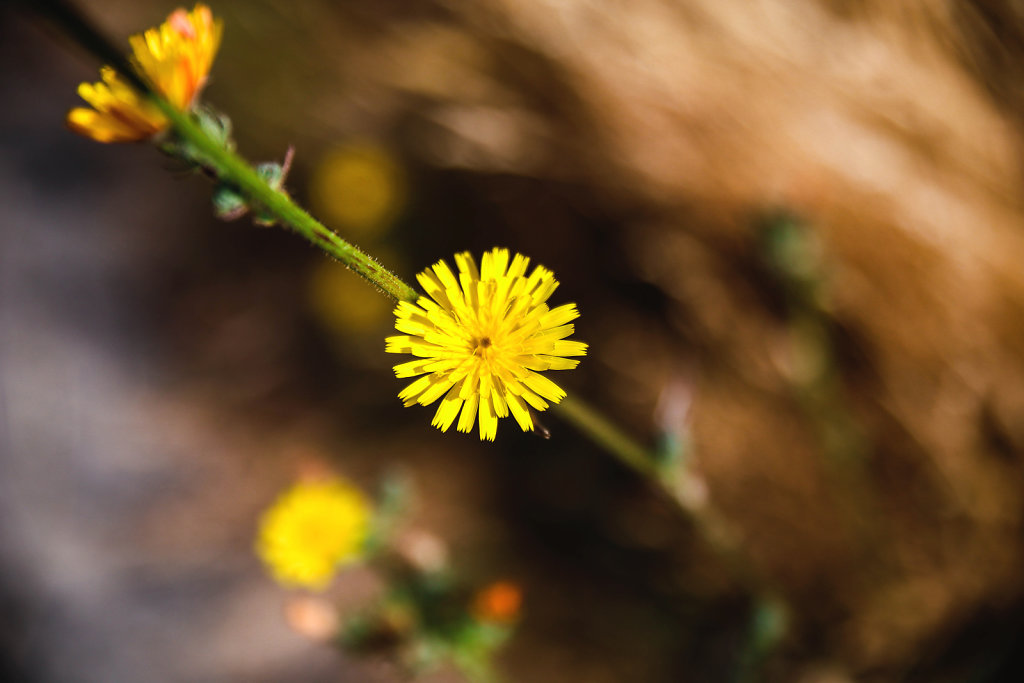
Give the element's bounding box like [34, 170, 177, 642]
[193, 105, 234, 151]
[250, 158, 290, 226]
[212, 183, 249, 221]
[208, 147, 295, 226]
[158, 105, 236, 169]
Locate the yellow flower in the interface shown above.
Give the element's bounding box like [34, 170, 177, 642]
[67, 4, 223, 143]
[256, 479, 372, 590]
[385, 248, 587, 441]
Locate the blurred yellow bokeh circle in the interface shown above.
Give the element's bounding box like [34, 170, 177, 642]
[309, 142, 405, 237]
[308, 256, 399, 335]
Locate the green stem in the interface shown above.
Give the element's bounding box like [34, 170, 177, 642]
[156, 106, 419, 302]
[555, 394, 662, 481]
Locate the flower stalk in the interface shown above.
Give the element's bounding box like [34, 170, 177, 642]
[554, 394, 662, 481]
[155, 105, 420, 302]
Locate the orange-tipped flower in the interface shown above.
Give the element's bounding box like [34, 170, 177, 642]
[67, 4, 223, 143]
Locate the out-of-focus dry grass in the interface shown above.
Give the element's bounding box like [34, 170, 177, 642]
[6, 0, 1024, 681]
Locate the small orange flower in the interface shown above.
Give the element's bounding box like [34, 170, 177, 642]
[67, 4, 222, 143]
[472, 581, 523, 623]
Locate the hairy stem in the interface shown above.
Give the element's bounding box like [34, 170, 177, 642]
[157, 107, 420, 302]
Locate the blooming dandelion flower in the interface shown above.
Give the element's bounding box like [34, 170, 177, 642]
[256, 478, 372, 590]
[385, 247, 588, 441]
[67, 4, 223, 143]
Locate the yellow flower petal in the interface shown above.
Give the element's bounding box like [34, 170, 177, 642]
[506, 393, 533, 431]
[458, 392, 479, 434]
[479, 395, 498, 441]
[66, 108, 149, 144]
[432, 383, 465, 432]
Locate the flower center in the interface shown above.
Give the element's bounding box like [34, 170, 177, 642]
[472, 336, 493, 358]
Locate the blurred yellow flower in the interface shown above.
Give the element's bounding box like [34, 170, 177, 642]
[256, 478, 372, 590]
[67, 4, 222, 143]
[308, 258, 395, 336]
[386, 248, 587, 440]
[309, 143, 405, 238]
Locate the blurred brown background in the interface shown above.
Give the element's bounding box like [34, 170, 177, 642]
[4, 0, 1024, 681]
